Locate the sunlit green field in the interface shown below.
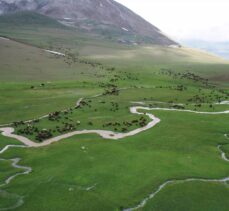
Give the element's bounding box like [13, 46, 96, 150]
[1, 109, 228, 211]
[0, 17, 229, 211]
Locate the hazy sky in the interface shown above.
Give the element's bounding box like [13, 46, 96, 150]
[115, 0, 229, 42]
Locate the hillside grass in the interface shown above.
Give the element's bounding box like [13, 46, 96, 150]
[0, 15, 229, 211]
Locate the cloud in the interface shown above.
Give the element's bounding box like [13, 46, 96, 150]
[115, 0, 229, 41]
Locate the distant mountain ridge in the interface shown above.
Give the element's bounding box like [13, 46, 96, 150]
[0, 0, 179, 46]
[182, 39, 229, 60]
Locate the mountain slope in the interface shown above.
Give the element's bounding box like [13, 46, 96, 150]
[0, 0, 178, 45]
[0, 11, 64, 27]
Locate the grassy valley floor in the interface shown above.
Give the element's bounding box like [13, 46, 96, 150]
[0, 20, 229, 211]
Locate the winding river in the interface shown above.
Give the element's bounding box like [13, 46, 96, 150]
[124, 135, 229, 211]
[0, 99, 228, 210]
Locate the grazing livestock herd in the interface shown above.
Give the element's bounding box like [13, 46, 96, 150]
[12, 65, 228, 143]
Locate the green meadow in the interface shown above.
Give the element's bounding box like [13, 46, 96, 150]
[0, 13, 229, 211]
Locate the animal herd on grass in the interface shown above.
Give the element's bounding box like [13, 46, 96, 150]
[14, 65, 229, 143]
